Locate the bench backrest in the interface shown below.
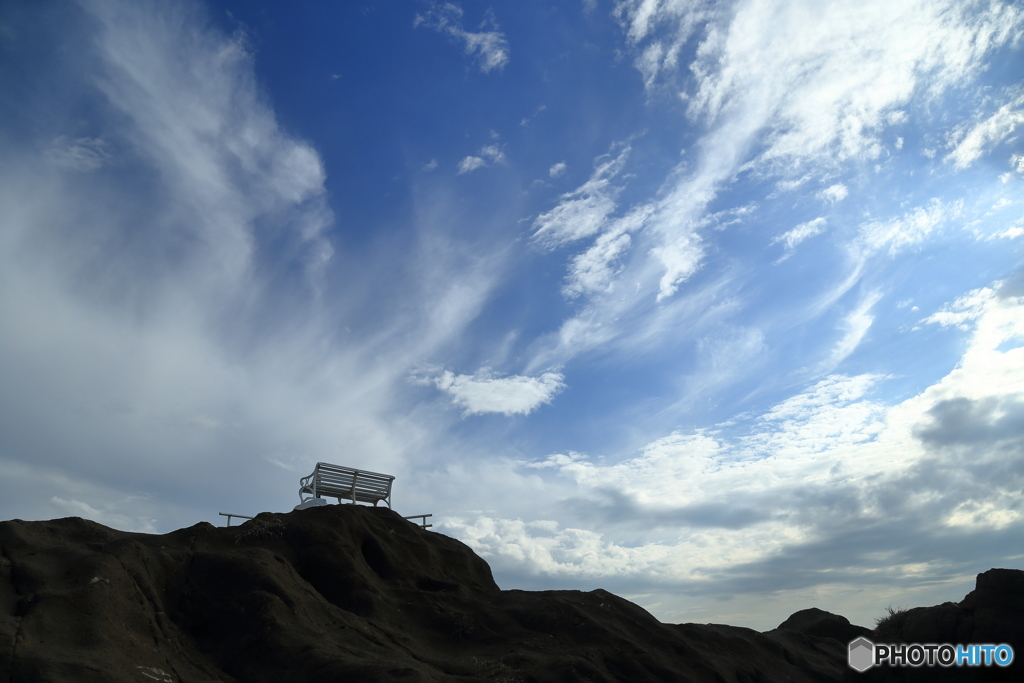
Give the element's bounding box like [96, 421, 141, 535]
[301, 462, 395, 508]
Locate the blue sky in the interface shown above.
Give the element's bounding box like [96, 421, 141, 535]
[2, 0, 1023, 630]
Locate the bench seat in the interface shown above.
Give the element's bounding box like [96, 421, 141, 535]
[297, 462, 395, 509]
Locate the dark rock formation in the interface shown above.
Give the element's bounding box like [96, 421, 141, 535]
[842, 568, 1024, 683]
[0, 504, 1019, 682]
[775, 607, 872, 645]
[0, 505, 849, 682]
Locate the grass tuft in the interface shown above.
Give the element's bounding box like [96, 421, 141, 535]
[874, 605, 909, 642]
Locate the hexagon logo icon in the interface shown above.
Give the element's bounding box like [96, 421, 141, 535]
[848, 636, 874, 672]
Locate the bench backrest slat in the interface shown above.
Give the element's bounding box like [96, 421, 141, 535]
[298, 462, 395, 509]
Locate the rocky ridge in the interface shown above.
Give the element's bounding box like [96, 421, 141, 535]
[0, 504, 1020, 682]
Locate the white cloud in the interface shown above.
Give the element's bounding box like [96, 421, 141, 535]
[946, 92, 1024, 169]
[432, 368, 566, 416]
[549, 161, 567, 178]
[618, 0, 1023, 176]
[651, 221, 704, 301]
[83, 0, 335, 287]
[922, 286, 995, 331]
[532, 147, 630, 249]
[519, 1, 1023, 380]
[563, 231, 633, 297]
[693, 1, 1023, 171]
[858, 198, 959, 255]
[548, 0, 1024, 316]
[457, 155, 486, 174]
[422, 158, 438, 171]
[442, 514, 673, 578]
[614, 0, 715, 89]
[816, 291, 883, 373]
[457, 144, 507, 174]
[414, 3, 510, 73]
[448, 374, 891, 583]
[0, 0, 514, 532]
[480, 144, 506, 164]
[774, 216, 826, 250]
[450, 283, 1024, 618]
[817, 183, 849, 203]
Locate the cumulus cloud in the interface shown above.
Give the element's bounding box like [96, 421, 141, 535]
[448, 282, 1024, 617]
[414, 3, 510, 73]
[432, 368, 566, 416]
[457, 156, 486, 174]
[442, 514, 672, 578]
[445, 374, 892, 583]
[549, 161, 567, 178]
[457, 144, 507, 174]
[480, 144, 507, 164]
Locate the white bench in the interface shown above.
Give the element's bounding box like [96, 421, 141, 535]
[296, 462, 395, 510]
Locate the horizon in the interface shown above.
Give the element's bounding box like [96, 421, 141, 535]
[1, 0, 1023, 632]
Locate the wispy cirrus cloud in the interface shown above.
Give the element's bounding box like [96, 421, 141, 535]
[0, 0, 511, 531]
[523, 0, 1024, 377]
[946, 91, 1024, 169]
[45, 136, 112, 172]
[414, 3, 510, 73]
[774, 217, 827, 250]
[858, 198, 960, 255]
[815, 291, 884, 374]
[531, 146, 630, 249]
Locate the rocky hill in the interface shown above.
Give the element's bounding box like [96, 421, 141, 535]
[0, 504, 1019, 682]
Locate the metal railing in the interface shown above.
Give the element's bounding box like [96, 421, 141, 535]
[219, 512, 254, 527]
[403, 514, 433, 529]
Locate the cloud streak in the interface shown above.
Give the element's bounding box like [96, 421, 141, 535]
[414, 3, 510, 73]
[521, 0, 1024, 378]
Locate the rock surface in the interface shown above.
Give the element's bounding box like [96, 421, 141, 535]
[0, 504, 1018, 682]
[845, 568, 1024, 682]
[775, 607, 872, 645]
